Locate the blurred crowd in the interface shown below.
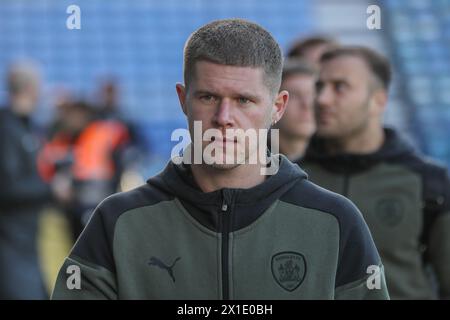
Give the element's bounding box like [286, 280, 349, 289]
[0, 62, 147, 298]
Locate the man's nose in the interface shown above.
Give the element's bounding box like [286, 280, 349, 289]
[316, 85, 334, 109]
[213, 98, 234, 128]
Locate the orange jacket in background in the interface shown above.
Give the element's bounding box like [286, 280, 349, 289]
[38, 120, 130, 182]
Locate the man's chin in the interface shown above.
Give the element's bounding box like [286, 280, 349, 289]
[316, 128, 339, 138]
[208, 162, 242, 171]
[297, 129, 316, 139]
[283, 128, 315, 140]
[201, 151, 252, 170]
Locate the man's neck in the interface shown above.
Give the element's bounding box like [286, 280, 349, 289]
[277, 133, 309, 161]
[190, 162, 266, 193]
[326, 126, 385, 155]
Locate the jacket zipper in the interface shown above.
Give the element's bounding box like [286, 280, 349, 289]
[342, 165, 350, 198]
[221, 190, 230, 300]
[342, 173, 350, 197]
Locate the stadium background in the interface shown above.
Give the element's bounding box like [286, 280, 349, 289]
[0, 0, 449, 175]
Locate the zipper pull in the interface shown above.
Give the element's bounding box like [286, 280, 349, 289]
[221, 201, 228, 212]
[221, 190, 228, 212]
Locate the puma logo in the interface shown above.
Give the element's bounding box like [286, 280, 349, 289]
[148, 256, 181, 283]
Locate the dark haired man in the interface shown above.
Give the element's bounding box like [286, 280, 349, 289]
[301, 46, 450, 299]
[52, 20, 388, 300]
[287, 36, 337, 64]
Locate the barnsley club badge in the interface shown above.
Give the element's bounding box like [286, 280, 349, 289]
[271, 251, 306, 292]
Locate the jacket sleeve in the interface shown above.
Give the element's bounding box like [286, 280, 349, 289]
[334, 199, 390, 300]
[426, 170, 450, 299]
[335, 265, 389, 300]
[51, 204, 118, 300]
[51, 255, 117, 300]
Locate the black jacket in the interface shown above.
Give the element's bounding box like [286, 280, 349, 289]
[0, 108, 50, 212]
[301, 128, 450, 299]
[52, 155, 389, 299]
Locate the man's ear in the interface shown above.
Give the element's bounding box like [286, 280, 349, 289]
[176, 83, 187, 115]
[370, 88, 387, 117]
[271, 90, 289, 125]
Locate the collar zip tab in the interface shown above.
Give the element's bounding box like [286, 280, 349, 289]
[221, 189, 229, 212]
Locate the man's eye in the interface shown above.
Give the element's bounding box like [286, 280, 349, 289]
[315, 82, 323, 93]
[200, 95, 216, 102]
[335, 82, 346, 92]
[238, 97, 250, 104]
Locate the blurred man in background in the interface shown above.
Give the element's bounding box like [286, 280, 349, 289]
[300, 46, 450, 299]
[272, 59, 317, 161]
[274, 35, 337, 159]
[287, 36, 337, 65]
[0, 62, 51, 299]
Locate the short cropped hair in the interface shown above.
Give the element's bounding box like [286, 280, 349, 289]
[287, 36, 337, 59]
[183, 19, 283, 95]
[320, 46, 392, 90]
[282, 58, 318, 82]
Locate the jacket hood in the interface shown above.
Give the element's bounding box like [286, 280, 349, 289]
[303, 127, 417, 173]
[148, 154, 307, 231]
[150, 153, 307, 205]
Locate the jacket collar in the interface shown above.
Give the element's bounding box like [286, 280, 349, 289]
[303, 127, 417, 173]
[148, 154, 307, 231]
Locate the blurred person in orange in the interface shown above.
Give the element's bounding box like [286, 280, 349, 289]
[38, 100, 131, 239]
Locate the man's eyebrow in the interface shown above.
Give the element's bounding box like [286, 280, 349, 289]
[193, 90, 218, 97]
[193, 90, 260, 101]
[331, 78, 349, 84]
[329, 77, 349, 83]
[317, 77, 350, 85]
[233, 92, 260, 101]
